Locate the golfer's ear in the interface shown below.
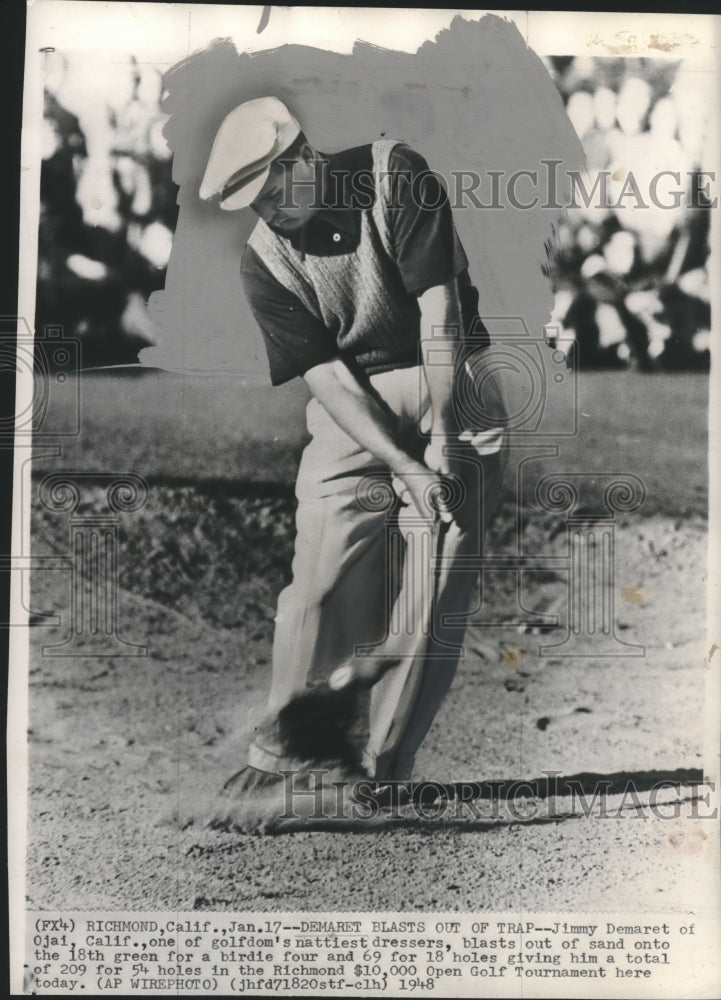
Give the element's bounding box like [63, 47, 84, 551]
[298, 141, 316, 163]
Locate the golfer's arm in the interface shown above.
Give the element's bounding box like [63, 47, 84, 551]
[303, 359, 422, 477]
[418, 277, 462, 435]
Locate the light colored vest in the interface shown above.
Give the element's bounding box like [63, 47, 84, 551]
[246, 139, 422, 373]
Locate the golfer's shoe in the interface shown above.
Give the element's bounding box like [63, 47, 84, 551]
[221, 764, 283, 797]
[222, 763, 358, 798]
[246, 724, 307, 773]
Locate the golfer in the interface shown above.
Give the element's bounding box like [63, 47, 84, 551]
[200, 96, 507, 794]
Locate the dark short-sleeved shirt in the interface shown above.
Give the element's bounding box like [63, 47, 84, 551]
[241, 143, 489, 385]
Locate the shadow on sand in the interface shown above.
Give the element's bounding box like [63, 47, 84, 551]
[201, 767, 705, 835]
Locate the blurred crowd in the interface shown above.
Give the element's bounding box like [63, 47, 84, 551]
[545, 55, 711, 370]
[37, 52, 176, 368]
[36, 51, 711, 371]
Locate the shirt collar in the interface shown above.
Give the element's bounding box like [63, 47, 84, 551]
[275, 145, 374, 256]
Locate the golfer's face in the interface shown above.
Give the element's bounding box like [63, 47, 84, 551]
[252, 153, 318, 232]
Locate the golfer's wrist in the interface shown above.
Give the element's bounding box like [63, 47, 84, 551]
[392, 456, 426, 479]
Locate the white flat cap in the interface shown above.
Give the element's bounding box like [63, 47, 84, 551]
[199, 96, 301, 210]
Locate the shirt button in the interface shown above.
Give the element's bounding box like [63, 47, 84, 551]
[332, 232, 341, 243]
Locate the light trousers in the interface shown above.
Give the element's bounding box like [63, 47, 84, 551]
[258, 365, 506, 781]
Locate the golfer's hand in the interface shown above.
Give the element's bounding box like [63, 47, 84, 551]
[392, 463, 454, 524]
[423, 435, 451, 477]
[422, 435, 462, 524]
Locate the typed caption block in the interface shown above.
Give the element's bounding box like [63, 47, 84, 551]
[22, 911, 719, 997]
